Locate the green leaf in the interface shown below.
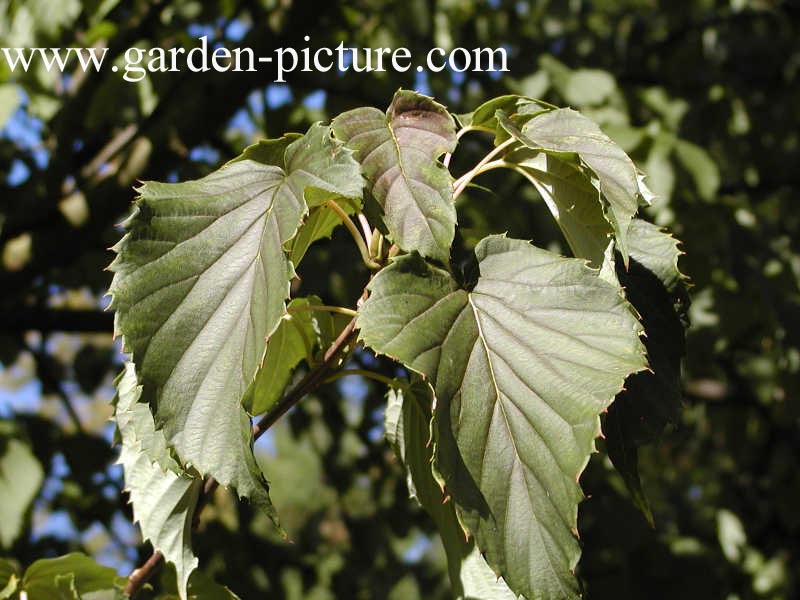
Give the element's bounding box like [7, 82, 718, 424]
[0, 559, 19, 600]
[563, 69, 616, 106]
[360, 235, 646, 600]
[457, 95, 545, 130]
[603, 220, 687, 523]
[385, 382, 519, 600]
[21, 553, 122, 600]
[0, 84, 20, 130]
[109, 123, 361, 523]
[625, 218, 686, 292]
[115, 362, 203, 600]
[458, 95, 551, 145]
[186, 569, 242, 599]
[287, 196, 361, 266]
[499, 108, 642, 262]
[674, 139, 720, 201]
[0, 436, 44, 548]
[242, 296, 332, 415]
[228, 133, 302, 166]
[332, 89, 457, 262]
[505, 148, 612, 267]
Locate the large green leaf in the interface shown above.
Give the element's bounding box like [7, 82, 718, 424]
[0, 435, 43, 549]
[332, 89, 457, 262]
[385, 382, 519, 600]
[21, 553, 123, 600]
[109, 124, 361, 520]
[115, 362, 202, 600]
[499, 108, 641, 261]
[242, 296, 333, 416]
[360, 235, 646, 599]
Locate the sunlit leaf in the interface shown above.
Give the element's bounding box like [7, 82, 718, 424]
[333, 89, 456, 261]
[504, 147, 612, 267]
[109, 123, 361, 525]
[500, 107, 642, 261]
[360, 235, 646, 599]
[115, 363, 202, 599]
[0, 436, 43, 549]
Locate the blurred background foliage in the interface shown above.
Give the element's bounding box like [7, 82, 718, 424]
[0, 0, 798, 598]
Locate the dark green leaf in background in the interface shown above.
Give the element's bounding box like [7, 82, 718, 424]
[0, 434, 43, 549]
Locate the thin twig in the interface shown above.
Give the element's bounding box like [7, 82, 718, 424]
[124, 551, 164, 596]
[451, 138, 516, 200]
[323, 368, 396, 388]
[287, 304, 359, 318]
[253, 317, 358, 437]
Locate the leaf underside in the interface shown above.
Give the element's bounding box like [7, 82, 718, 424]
[385, 382, 520, 600]
[360, 235, 646, 600]
[498, 103, 641, 263]
[108, 124, 361, 523]
[115, 363, 202, 600]
[333, 89, 457, 262]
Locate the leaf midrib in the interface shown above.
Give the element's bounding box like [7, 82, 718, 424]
[466, 294, 577, 599]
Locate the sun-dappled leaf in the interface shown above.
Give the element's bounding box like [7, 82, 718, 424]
[0, 84, 20, 130]
[115, 363, 202, 599]
[332, 89, 456, 261]
[21, 553, 123, 600]
[0, 436, 43, 549]
[108, 123, 361, 525]
[674, 139, 720, 201]
[360, 235, 646, 599]
[563, 70, 616, 106]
